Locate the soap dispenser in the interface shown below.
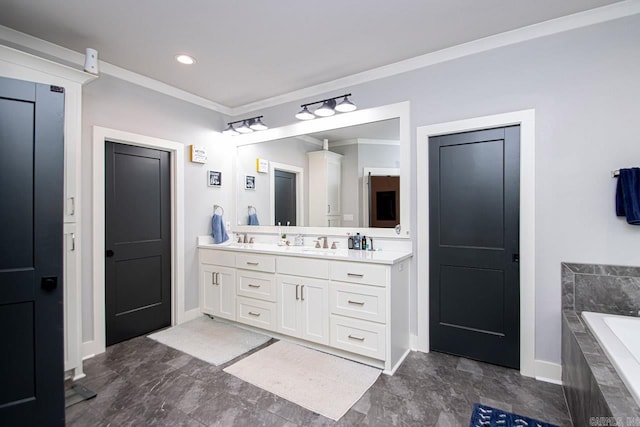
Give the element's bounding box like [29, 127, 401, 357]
[354, 233, 361, 250]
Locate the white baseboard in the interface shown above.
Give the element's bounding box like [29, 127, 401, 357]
[82, 339, 105, 359]
[535, 360, 563, 385]
[410, 334, 427, 352]
[182, 308, 202, 323]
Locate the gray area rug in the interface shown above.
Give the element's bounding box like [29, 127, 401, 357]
[148, 316, 270, 365]
[224, 341, 381, 421]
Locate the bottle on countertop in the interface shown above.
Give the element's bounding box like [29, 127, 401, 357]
[354, 233, 361, 250]
[348, 235, 354, 249]
[362, 235, 367, 250]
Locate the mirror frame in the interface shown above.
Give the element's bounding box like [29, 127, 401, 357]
[231, 101, 410, 238]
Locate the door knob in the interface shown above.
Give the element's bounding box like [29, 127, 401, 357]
[106, 249, 114, 257]
[41, 276, 58, 291]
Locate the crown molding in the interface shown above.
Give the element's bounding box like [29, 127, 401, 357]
[230, 0, 640, 115]
[2, 0, 639, 117]
[0, 25, 233, 115]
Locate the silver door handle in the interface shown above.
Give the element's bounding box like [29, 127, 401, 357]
[301, 285, 304, 301]
[347, 300, 365, 306]
[248, 311, 260, 317]
[246, 261, 259, 266]
[212, 273, 216, 285]
[328, 204, 330, 213]
[70, 233, 76, 251]
[295, 284, 299, 300]
[248, 283, 260, 288]
[347, 273, 364, 278]
[348, 334, 365, 341]
[69, 196, 75, 216]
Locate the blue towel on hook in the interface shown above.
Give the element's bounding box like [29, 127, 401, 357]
[616, 167, 640, 225]
[211, 214, 229, 243]
[248, 213, 260, 226]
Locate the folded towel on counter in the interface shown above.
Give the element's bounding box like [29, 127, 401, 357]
[248, 213, 260, 226]
[616, 167, 640, 225]
[211, 214, 229, 243]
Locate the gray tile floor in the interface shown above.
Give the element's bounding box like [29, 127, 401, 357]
[65, 336, 573, 426]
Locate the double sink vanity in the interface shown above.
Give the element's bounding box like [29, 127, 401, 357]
[198, 237, 412, 374]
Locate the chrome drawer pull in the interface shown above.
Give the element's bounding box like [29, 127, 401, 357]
[248, 311, 261, 317]
[301, 285, 305, 301]
[296, 284, 300, 300]
[248, 284, 261, 288]
[348, 334, 365, 341]
[347, 300, 365, 306]
[246, 261, 259, 266]
[347, 273, 364, 278]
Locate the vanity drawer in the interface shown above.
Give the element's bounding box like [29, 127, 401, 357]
[199, 249, 235, 267]
[330, 261, 388, 287]
[330, 315, 386, 360]
[237, 271, 276, 302]
[330, 282, 386, 323]
[277, 256, 329, 279]
[236, 296, 276, 331]
[236, 253, 276, 273]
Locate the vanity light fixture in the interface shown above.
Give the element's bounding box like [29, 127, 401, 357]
[222, 116, 268, 136]
[175, 54, 196, 65]
[295, 93, 356, 120]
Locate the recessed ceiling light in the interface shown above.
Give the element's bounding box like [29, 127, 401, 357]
[175, 54, 196, 65]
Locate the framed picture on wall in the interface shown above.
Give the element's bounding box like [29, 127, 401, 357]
[208, 170, 222, 187]
[245, 175, 255, 190]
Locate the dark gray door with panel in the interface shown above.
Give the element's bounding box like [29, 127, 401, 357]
[274, 169, 297, 226]
[429, 126, 520, 369]
[0, 77, 65, 425]
[105, 142, 171, 346]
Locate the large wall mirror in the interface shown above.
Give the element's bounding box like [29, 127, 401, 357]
[232, 102, 410, 238]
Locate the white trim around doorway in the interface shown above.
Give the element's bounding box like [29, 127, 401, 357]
[269, 162, 305, 227]
[415, 110, 536, 378]
[84, 126, 185, 357]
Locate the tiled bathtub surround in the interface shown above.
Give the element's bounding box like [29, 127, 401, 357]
[561, 262, 640, 426]
[561, 262, 640, 315]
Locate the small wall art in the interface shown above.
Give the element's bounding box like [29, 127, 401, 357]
[190, 145, 207, 163]
[208, 170, 222, 187]
[245, 175, 256, 190]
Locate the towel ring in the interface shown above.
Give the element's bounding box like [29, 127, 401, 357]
[248, 205, 257, 215]
[214, 205, 224, 216]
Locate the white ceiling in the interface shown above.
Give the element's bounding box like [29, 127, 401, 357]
[0, 0, 624, 109]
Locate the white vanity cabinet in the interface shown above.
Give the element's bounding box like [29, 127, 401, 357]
[308, 150, 342, 227]
[198, 244, 411, 373]
[199, 250, 236, 320]
[277, 275, 329, 345]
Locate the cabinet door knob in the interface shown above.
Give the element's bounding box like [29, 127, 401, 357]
[301, 285, 305, 301]
[295, 284, 299, 300]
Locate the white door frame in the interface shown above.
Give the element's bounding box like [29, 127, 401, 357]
[362, 167, 401, 227]
[416, 110, 536, 378]
[85, 126, 185, 357]
[270, 162, 305, 226]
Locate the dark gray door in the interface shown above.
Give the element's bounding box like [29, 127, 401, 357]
[105, 142, 171, 346]
[0, 77, 65, 425]
[429, 126, 520, 369]
[274, 169, 296, 226]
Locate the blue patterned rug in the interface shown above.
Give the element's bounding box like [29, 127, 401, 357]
[469, 403, 559, 427]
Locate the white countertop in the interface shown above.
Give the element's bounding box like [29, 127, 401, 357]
[197, 241, 412, 265]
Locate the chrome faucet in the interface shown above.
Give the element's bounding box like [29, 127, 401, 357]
[242, 233, 248, 243]
[319, 236, 328, 249]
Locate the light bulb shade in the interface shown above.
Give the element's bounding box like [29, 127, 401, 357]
[222, 124, 239, 136]
[236, 121, 253, 134]
[84, 48, 99, 74]
[335, 96, 356, 113]
[314, 100, 336, 117]
[249, 117, 268, 131]
[295, 106, 315, 120]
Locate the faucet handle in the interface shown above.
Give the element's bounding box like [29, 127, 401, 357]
[331, 242, 337, 250]
[315, 240, 321, 249]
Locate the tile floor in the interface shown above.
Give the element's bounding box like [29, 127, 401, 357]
[65, 336, 572, 426]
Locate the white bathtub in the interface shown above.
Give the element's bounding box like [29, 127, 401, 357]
[582, 311, 640, 406]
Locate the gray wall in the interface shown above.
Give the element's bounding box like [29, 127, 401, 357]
[236, 15, 640, 364]
[81, 74, 229, 341]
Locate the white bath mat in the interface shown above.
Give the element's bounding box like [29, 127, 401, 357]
[223, 341, 381, 421]
[148, 316, 270, 365]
